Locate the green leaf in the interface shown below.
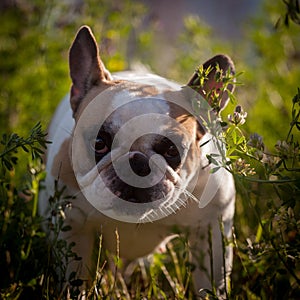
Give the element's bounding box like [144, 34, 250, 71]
[237, 135, 246, 145]
[61, 225, 72, 232]
[211, 166, 221, 173]
[21, 145, 29, 152]
[3, 158, 13, 171]
[11, 156, 18, 165]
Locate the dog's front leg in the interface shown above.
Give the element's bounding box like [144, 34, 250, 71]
[58, 222, 96, 289]
[189, 220, 233, 299]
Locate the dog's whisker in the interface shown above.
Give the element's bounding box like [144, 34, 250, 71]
[182, 188, 201, 204]
[160, 191, 167, 201]
[176, 196, 187, 208]
[139, 209, 157, 223]
[171, 186, 201, 208]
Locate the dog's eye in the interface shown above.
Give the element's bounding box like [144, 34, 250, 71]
[165, 145, 180, 158]
[155, 138, 180, 158]
[94, 137, 109, 155]
[92, 131, 111, 160]
[154, 138, 181, 170]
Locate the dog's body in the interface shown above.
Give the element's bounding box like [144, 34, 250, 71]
[39, 26, 235, 296]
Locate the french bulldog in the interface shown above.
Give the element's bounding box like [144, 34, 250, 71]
[39, 25, 236, 297]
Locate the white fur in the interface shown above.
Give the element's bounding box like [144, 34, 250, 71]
[39, 95, 73, 216]
[113, 71, 182, 91]
[40, 72, 235, 297]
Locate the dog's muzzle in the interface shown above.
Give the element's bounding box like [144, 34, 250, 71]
[100, 149, 175, 204]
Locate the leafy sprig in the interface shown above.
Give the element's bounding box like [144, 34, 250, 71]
[0, 122, 50, 172]
[278, 0, 300, 27]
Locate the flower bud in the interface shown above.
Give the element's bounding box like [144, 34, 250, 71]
[228, 105, 247, 125]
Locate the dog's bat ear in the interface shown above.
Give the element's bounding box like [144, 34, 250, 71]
[187, 55, 235, 112]
[69, 26, 112, 115]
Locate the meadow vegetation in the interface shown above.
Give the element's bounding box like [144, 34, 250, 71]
[0, 0, 299, 299]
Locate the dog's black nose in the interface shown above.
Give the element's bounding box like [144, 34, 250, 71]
[129, 152, 151, 177]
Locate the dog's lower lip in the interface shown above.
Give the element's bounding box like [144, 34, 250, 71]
[128, 198, 138, 203]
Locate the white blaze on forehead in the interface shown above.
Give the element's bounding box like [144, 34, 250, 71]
[110, 89, 133, 112]
[113, 72, 182, 92]
[110, 89, 170, 131]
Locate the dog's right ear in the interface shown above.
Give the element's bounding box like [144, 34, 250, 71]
[69, 26, 112, 115]
[187, 55, 235, 113]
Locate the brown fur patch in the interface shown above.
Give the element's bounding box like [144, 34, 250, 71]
[73, 80, 161, 121]
[51, 138, 79, 190]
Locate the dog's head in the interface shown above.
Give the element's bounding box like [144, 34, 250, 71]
[69, 26, 235, 222]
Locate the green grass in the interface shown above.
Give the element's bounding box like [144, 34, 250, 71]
[1, 0, 300, 299]
[0, 88, 299, 299]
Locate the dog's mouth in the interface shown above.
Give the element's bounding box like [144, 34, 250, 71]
[92, 132, 184, 203]
[73, 133, 199, 222]
[100, 162, 178, 204]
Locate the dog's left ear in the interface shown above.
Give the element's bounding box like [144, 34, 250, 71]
[69, 25, 112, 115]
[187, 55, 235, 112]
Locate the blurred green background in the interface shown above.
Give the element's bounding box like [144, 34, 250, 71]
[1, 0, 299, 148]
[0, 0, 300, 298]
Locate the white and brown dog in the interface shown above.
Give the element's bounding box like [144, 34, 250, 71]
[39, 26, 235, 297]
